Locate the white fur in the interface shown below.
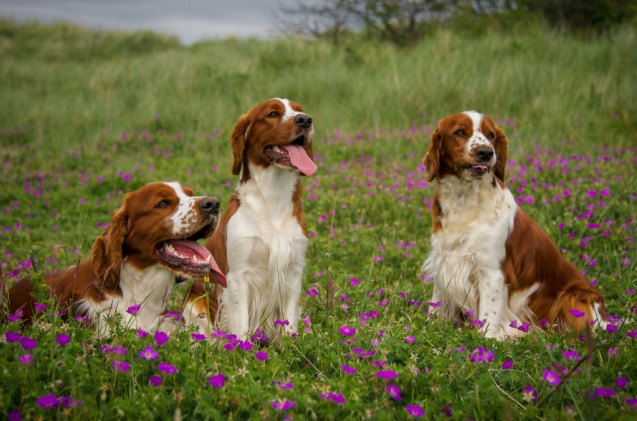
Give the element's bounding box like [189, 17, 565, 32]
[222, 163, 307, 340]
[77, 264, 178, 336]
[274, 97, 303, 122]
[164, 181, 198, 236]
[423, 173, 524, 340]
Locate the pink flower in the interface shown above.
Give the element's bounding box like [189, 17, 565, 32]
[405, 404, 425, 417]
[405, 335, 416, 344]
[256, 351, 268, 361]
[149, 375, 162, 387]
[616, 377, 629, 389]
[306, 289, 319, 296]
[19, 337, 37, 351]
[469, 347, 494, 363]
[5, 331, 21, 343]
[543, 369, 561, 387]
[34, 302, 48, 312]
[501, 360, 513, 369]
[209, 373, 226, 389]
[522, 385, 537, 402]
[191, 333, 207, 342]
[594, 388, 617, 398]
[320, 392, 346, 405]
[35, 393, 59, 409]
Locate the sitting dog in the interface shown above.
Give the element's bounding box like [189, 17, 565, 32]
[422, 111, 608, 339]
[206, 98, 317, 341]
[7, 182, 226, 335]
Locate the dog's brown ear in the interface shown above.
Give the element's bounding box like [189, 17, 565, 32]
[423, 129, 442, 182]
[231, 113, 250, 175]
[91, 206, 128, 289]
[494, 126, 508, 182]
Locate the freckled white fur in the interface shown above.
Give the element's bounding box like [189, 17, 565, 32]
[77, 264, 179, 336]
[164, 181, 197, 236]
[463, 110, 493, 152]
[220, 162, 307, 341]
[423, 172, 524, 339]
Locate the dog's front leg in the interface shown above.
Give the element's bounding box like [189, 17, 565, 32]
[226, 272, 251, 339]
[477, 270, 508, 340]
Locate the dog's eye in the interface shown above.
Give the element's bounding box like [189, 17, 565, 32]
[455, 129, 466, 137]
[487, 131, 495, 139]
[268, 111, 279, 118]
[156, 200, 170, 208]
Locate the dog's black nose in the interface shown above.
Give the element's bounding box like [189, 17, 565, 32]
[295, 114, 313, 129]
[199, 197, 220, 214]
[476, 147, 494, 162]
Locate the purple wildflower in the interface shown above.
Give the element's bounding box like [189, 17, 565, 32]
[8, 309, 24, 322]
[341, 364, 358, 375]
[594, 388, 617, 398]
[376, 370, 398, 380]
[157, 361, 178, 374]
[386, 383, 402, 401]
[149, 375, 162, 387]
[191, 333, 207, 342]
[405, 404, 425, 417]
[35, 393, 59, 409]
[405, 335, 416, 344]
[112, 360, 130, 372]
[34, 302, 48, 312]
[320, 392, 346, 404]
[209, 373, 226, 388]
[126, 304, 141, 315]
[256, 351, 268, 361]
[154, 331, 169, 346]
[138, 346, 159, 361]
[19, 337, 37, 351]
[5, 331, 21, 343]
[501, 360, 513, 369]
[271, 399, 296, 411]
[7, 410, 21, 421]
[339, 326, 356, 336]
[56, 333, 71, 347]
[469, 347, 494, 364]
[522, 385, 537, 403]
[625, 398, 637, 408]
[543, 369, 561, 387]
[616, 377, 629, 389]
[18, 354, 33, 365]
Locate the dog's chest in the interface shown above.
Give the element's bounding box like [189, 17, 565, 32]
[228, 168, 308, 272]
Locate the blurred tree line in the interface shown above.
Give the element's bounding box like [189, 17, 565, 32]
[277, 0, 637, 44]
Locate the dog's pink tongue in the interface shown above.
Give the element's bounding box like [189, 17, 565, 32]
[209, 257, 227, 288]
[284, 144, 317, 176]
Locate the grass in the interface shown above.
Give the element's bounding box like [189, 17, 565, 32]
[1, 19, 636, 420]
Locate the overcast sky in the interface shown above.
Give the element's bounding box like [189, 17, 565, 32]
[0, 0, 298, 44]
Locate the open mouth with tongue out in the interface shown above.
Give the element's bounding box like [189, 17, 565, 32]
[156, 235, 227, 287]
[264, 135, 317, 176]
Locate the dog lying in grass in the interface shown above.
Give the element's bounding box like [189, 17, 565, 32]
[6, 182, 226, 335]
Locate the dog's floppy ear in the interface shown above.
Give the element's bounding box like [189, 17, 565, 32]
[493, 125, 508, 182]
[423, 128, 442, 182]
[231, 113, 251, 175]
[91, 205, 129, 289]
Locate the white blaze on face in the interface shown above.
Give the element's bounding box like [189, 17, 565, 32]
[463, 110, 495, 163]
[163, 181, 197, 236]
[273, 97, 303, 122]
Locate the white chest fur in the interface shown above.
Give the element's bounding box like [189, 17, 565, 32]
[78, 263, 176, 336]
[423, 175, 518, 336]
[223, 165, 308, 339]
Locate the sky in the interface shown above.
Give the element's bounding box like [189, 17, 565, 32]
[0, 0, 298, 44]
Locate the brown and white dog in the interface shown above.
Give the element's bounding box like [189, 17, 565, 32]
[206, 98, 317, 341]
[422, 111, 608, 339]
[8, 182, 226, 335]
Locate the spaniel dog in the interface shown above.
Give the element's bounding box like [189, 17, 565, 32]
[7, 182, 226, 335]
[206, 98, 317, 341]
[422, 111, 608, 339]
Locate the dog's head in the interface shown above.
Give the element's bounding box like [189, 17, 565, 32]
[424, 111, 508, 182]
[230, 98, 317, 178]
[91, 182, 226, 288]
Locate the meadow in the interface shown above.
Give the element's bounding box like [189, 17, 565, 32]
[1, 19, 636, 419]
